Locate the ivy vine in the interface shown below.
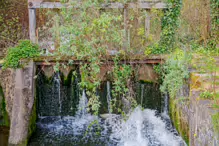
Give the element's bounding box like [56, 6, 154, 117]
[209, 0, 219, 53]
[152, 0, 182, 54]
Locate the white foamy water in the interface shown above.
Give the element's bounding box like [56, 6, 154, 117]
[76, 89, 88, 117]
[30, 91, 186, 146]
[108, 107, 186, 146]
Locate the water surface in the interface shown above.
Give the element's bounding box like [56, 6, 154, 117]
[0, 126, 9, 146]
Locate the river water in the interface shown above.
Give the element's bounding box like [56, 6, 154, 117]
[0, 70, 187, 146]
[0, 126, 9, 146]
[28, 84, 186, 146]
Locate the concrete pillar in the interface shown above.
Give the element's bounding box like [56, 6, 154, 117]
[8, 61, 36, 145]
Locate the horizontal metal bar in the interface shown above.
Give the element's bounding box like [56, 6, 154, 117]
[34, 59, 163, 66]
[28, 2, 168, 9]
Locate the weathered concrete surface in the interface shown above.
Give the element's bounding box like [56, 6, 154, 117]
[189, 68, 219, 145]
[138, 64, 158, 82]
[97, 65, 113, 81]
[0, 86, 4, 123]
[0, 85, 10, 126]
[96, 64, 158, 82]
[8, 61, 36, 146]
[170, 83, 190, 144]
[0, 69, 16, 119]
[171, 76, 219, 146]
[189, 91, 219, 146]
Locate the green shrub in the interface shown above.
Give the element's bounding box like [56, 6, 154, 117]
[3, 40, 40, 69]
[160, 49, 191, 98]
[200, 91, 214, 100]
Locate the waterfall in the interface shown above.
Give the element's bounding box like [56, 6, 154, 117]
[140, 84, 145, 107]
[76, 90, 88, 117]
[107, 81, 111, 114]
[109, 106, 186, 146]
[163, 93, 169, 116]
[37, 68, 80, 116]
[54, 72, 61, 116]
[31, 74, 187, 146]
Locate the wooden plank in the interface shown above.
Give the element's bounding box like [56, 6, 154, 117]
[105, 2, 168, 9]
[28, 2, 67, 8]
[28, 8, 37, 43]
[29, 2, 168, 9]
[123, 8, 128, 50]
[145, 10, 151, 38]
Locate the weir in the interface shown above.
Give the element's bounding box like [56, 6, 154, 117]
[0, 0, 218, 146]
[1, 57, 218, 145]
[28, 67, 186, 145]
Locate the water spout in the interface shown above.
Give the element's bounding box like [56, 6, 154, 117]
[140, 84, 145, 107]
[54, 72, 61, 116]
[107, 81, 112, 114]
[76, 89, 88, 117]
[163, 93, 169, 116]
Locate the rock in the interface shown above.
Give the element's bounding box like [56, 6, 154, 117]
[100, 113, 118, 119]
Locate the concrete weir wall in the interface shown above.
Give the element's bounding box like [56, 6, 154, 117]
[0, 62, 158, 145]
[0, 61, 36, 146]
[170, 77, 219, 146]
[0, 60, 218, 145]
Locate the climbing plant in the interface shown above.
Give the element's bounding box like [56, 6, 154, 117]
[151, 0, 182, 54]
[111, 57, 133, 114]
[209, 0, 219, 54]
[52, 0, 132, 115]
[160, 49, 191, 98]
[40, 0, 185, 115]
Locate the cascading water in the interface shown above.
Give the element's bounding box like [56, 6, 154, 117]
[76, 90, 88, 117]
[54, 72, 61, 116]
[163, 93, 169, 115]
[36, 68, 80, 116]
[107, 81, 112, 114]
[29, 78, 187, 146]
[108, 107, 186, 146]
[140, 84, 145, 107]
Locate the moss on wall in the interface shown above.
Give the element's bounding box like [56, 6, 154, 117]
[169, 98, 189, 145]
[24, 82, 38, 146]
[212, 112, 219, 136]
[27, 97, 37, 142]
[0, 85, 10, 127]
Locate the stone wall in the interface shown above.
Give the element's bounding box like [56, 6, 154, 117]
[189, 90, 218, 146]
[170, 75, 219, 146]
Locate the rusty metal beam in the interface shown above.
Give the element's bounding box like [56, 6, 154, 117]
[34, 59, 163, 66]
